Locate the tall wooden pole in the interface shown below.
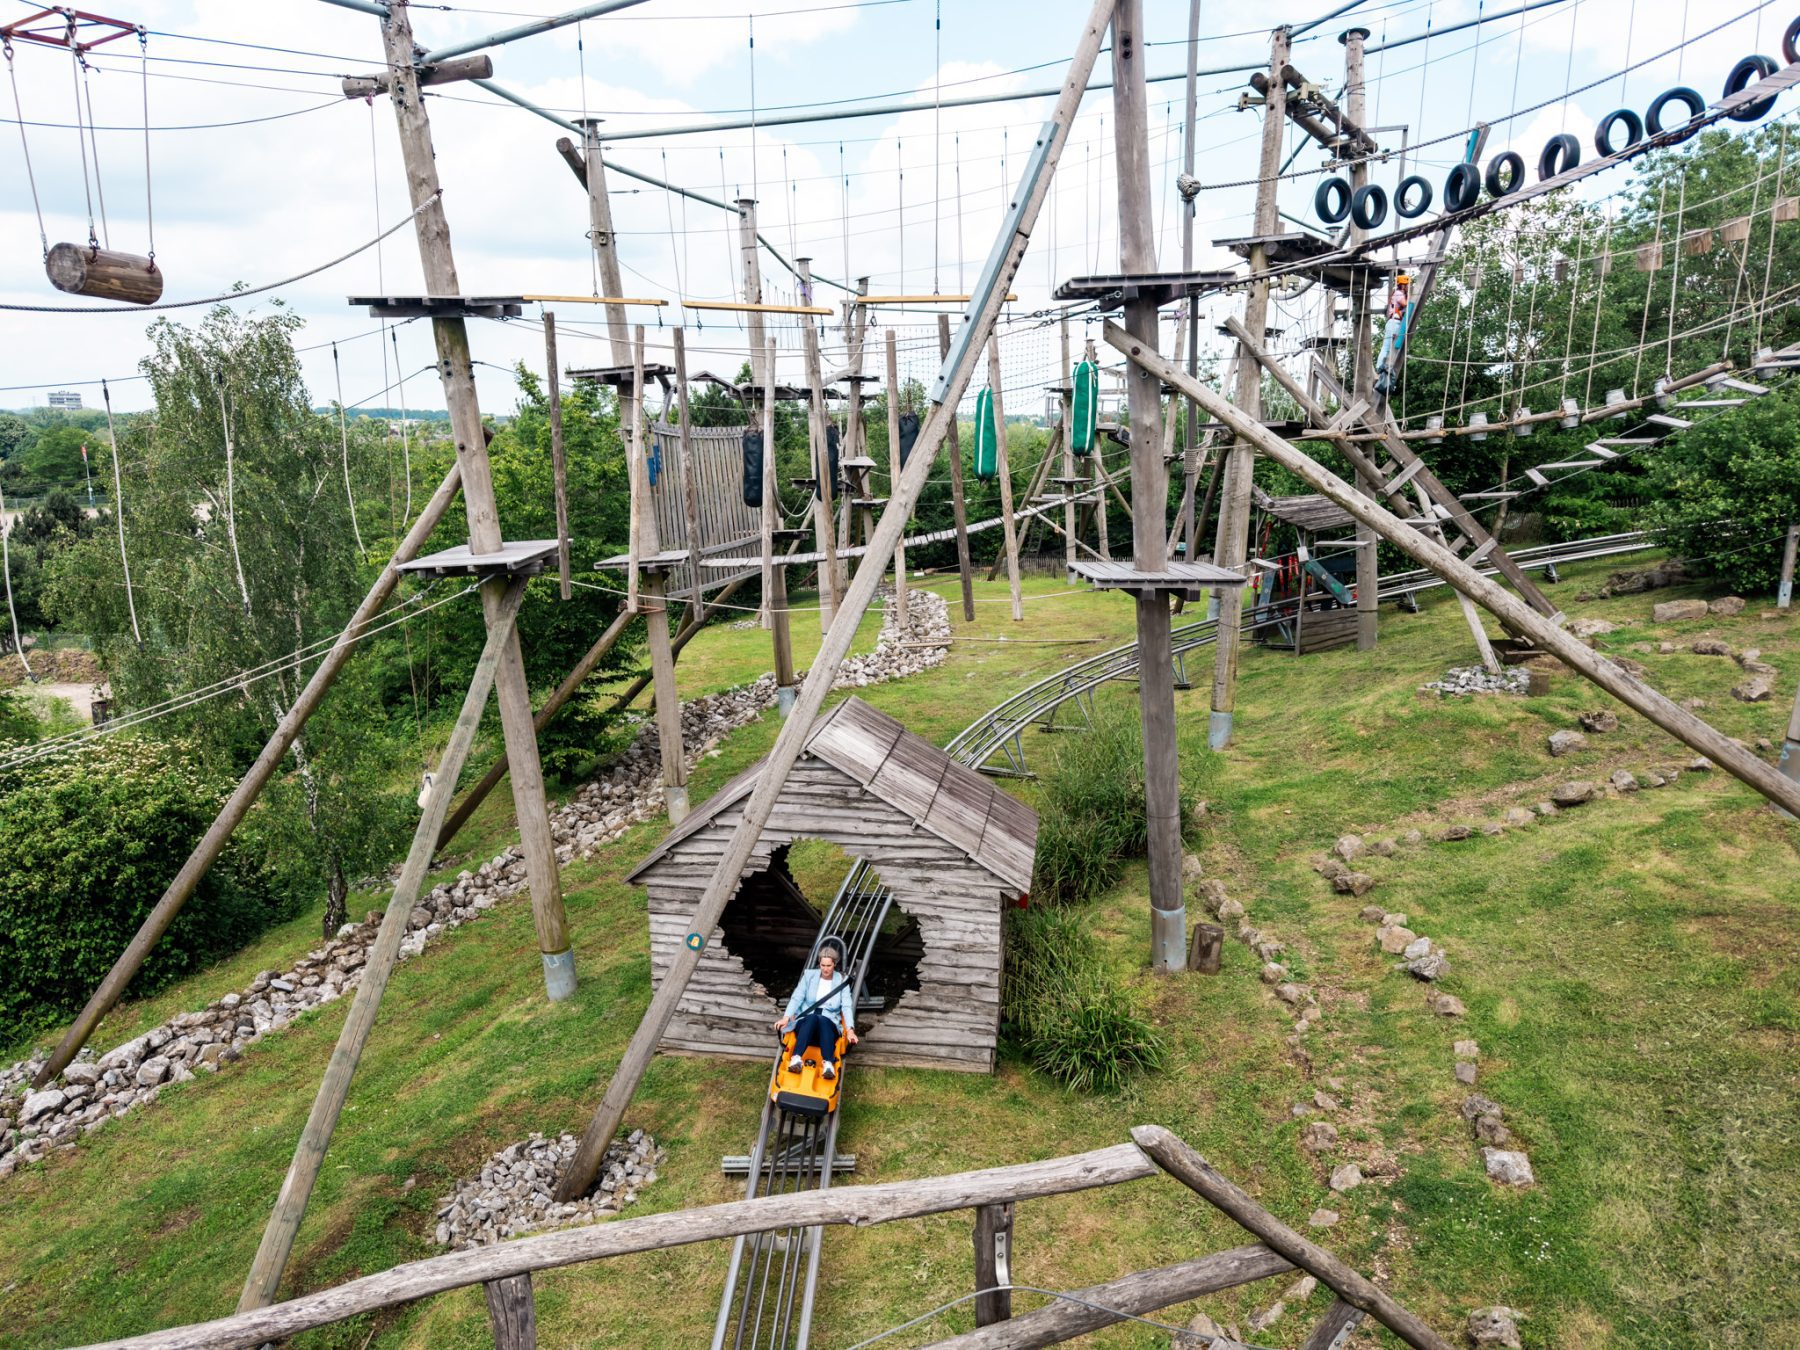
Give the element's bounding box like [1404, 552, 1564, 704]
[672, 327, 705, 597]
[939, 312, 977, 622]
[986, 330, 1025, 621]
[1209, 24, 1288, 749]
[1060, 319, 1077, 581]
[240, 579, 529, 1311]
[1111, 320, 1800, 819]
[1179, 0, 1203, 559]
[844, 278, 875, 547]
[1111, 0, 1187, 973]
[1343, 26, 1379, 653]
[886, 329, 909, 624]
[377, 0, 573, 1002]
[31, 463, 463, 1090]
[1779, 520, 1798, 608]
[545, 311, 573, 600]
[763, 338, 796, 711]
[800, 258, 843, 628]
[554, 0, 1117, 1201]
[737, 199, 769, 390]
[1778, 677, 1800, 816]
[577, 119, 630, 367]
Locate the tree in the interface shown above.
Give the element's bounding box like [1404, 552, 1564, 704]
[17, 426, 92, 495]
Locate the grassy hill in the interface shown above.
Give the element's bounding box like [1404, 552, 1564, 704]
[1, 561, 1796, 1348]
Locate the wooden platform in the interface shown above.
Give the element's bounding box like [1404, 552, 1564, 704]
[395, 539, 558, 577]
[348, 293, 523, 319]
[1072, 559, 1246, 598]
[1053, 268, 1236, 307]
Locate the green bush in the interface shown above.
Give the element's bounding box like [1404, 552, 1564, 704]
[1027, 986, 1167, 1095]
[1030, 698, 1200, 906]
[0, 737, 291, 1049]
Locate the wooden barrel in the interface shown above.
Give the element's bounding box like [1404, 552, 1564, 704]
[45, 243, 163, 305]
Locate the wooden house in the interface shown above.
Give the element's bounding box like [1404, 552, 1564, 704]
[627, 696, 1036, 1073]
[1250, 487, 1361, 654]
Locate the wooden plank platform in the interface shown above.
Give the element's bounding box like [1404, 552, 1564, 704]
[395, 539, 558, 577]
[1053, 268, 1236, 306]
[349, 293, 523, 318]
[1072, 559, 1246, 596]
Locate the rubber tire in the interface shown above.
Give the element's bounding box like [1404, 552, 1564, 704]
[1444, 161, 1482, 212]
[1785, 15, 1800, 65]
[1538, 133, 1580, 181]
[1595, 107, 1644, 157]
[1314, 176, 1352, 224]
[1395, 174, 1433, 219]
[1724, 54, 1779, 122]
[1350, 183, 1389, 231]
[1485, 150, 1526, 199]
[1646, 86, 1706, 136]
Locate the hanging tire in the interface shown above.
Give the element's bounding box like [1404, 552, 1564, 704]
[1646, 86, 1706, 136]
[1724, 54, 1779, 121]
[1350, 183, 1389, 231]
[1395, 174, 1433, 219]
[1538, 133, 1581, 181]
[1315, 176, 1352, 224]
[1785, 15, 1800, 65]
[1595, 107, 1643, 157]
[1485, 150, 1526, 199]
[1445, 161, 1481, 212]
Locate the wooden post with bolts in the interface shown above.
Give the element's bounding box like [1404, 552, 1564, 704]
[1343, 25, 1380, 653]
[1210, 24, 1288, 749]
[576, 118, 630, 367]
[763, 339, 796, 712]
[986, 330, 1025, 622]
[800, 258, 843, 629]
[1060, 318, 1077, 581]
[1779, 520, 1798, 608]
[886, 329, 909, 625]
[939, 312, 977, 622]
[544, 311, 572, 600]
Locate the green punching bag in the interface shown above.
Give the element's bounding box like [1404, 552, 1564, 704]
[973, 387, 999, 482]
[1070, 359, 1099, 456]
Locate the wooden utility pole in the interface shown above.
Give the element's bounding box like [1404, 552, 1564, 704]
[886, 329, 909, 624]
[672, 327, 705, 590]
[1343, 26, 1380, 653]
[763, 338, 796, 711]
[545, 312, 572, 600]
[843, 278, 875, 547]
[737, 199, 769, 390]
[1060, 319, 1077, 580]
[1209, 24, 1288, 749]
[1779, 520, 1798, 607]
[576, 118, 630, 366]
[1178, 0, 1203, 560]
[799, 258, 843, 628]
[986, 331, 1025, 621]
[555, 0, 1117, 1202]
[1111, 0, 1188, 973]
[939, 312, 977, 621]
[241, 579, 529, 1311]
[374, 0, 573, 1002]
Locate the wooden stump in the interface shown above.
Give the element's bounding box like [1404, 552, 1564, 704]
[1187, 922, 1224, 975]
[45, 244, 163, 305]
[483, 1273, 537, 1349]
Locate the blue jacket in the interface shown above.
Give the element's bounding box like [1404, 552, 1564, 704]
[785, 969, 854, 1031]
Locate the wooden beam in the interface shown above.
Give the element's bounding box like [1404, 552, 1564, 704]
[887, 329, 910, 624]
[672, 328, 705, 598]
[925, 1244, 1292, 1349]
[1299, 1298, 1365, 1350]
[986, 330, 1025, 621]
[1131, 1125, 1453, 1350]
[239, 580, 530, 1312]
[1060, 319, 1077, 580]
[645, 570, 688, 823]
[940, 313, 976, 622]
[683, 298, 834, 317]
[801, 259, 844, 627]
[1108, 321, 1800, 817]
[553, 0, 1120, 1202]
[578, 123, 631, 365]
[1343, 26, 1379, 655]
[31, 461, 464, 1089]
[973, 1202, 1015, 1327]
[483, 1273, 537, 1349]
[544, 312, 572, 600]
[341, 53, 491, 99]
[521, 294, 665, 306]
[854, 293, 1018, 304]
[89, 1141, 1156, 1349]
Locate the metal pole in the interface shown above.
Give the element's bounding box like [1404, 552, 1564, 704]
[421, 0, 651, 63]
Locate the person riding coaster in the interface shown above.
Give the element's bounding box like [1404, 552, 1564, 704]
[774, 936, 858, 1082]
[1374, 271, 1410, 397]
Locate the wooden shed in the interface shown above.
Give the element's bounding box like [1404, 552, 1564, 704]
[1250, 488, 1361, 654]
[627, 696, 1036, 1073]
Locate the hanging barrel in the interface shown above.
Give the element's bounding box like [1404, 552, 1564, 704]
[45, 244, 163, 305]
[897, 411, 920, 468]
[1070, 359, 1099, 456]
[972, 388, 999, 482]
[741, 430, 764, 508]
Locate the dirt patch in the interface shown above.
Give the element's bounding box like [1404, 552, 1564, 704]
[1684, 904, 1800, 989]
[0, 648, 102, 689]
[151, 1205, 200, 1237]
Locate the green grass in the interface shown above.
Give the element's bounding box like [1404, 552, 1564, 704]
[2, 563, 1798, 1347]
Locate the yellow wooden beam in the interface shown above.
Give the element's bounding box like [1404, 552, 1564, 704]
[681, 298, 834, 316]
[853, 293, 1018, 305]
[523, 294, 668, 306]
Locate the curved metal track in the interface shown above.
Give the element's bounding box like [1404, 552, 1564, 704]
[712, 527, 1655, 1346]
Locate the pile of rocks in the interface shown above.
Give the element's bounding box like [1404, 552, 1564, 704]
[434, 1130, 663, 1248]
[1, 590, 951, 1183]
[1420, 665, 1530, 697]
[1355, 905, 1451, 983]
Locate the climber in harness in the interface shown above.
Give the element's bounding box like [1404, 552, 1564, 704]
[1373, 271, 1410, 397]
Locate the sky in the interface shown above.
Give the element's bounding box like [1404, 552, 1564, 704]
[0, 0, 1789, 420]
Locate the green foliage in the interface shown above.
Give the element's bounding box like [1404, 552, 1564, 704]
[0, 737, 291, 1047]
[0, 689, 37, 745]
[16, 426, 93, 494]
[4, 491, 97, 631]
[1030, 697, 1198, 906]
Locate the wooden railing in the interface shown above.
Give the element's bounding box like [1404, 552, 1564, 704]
[76, 1125, 1453, 1350]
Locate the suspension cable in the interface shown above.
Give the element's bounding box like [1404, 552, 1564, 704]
[138, 27, 153, 263]
[67, 25, 97, 249]
[5, 40, 48, 258]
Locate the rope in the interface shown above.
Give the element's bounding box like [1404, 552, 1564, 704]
[139, 28, 153, 261]
[68, 34, 97, 249]
[100, 380, 141, 646]
[392, 327, 413, 524]
[80, 54, 109, 249]
[1754, 122, 1789, 354]
[5, 41, 48, 258]
[333, 344, 367, 561]
[0, 190, 441, 312]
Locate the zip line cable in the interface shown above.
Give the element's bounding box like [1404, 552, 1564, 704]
[332, 343, 368, 561]
[100, 379, 142, 646]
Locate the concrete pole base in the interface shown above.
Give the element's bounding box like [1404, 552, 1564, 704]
[776, 685, 797, 718]
[665, 782, 690, 825]
[1207, 710, 1233, 751]
[1150, 904, 1187, 974]
[1780, 581, 1793, 609]
[1206, 590, 1221, 621]
[541, 948, 578, 1002]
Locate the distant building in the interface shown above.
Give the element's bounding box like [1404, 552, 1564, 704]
[46, 390, 83, 410]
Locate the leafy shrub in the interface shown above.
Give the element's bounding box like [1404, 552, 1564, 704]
[0, 737, 291, 1049]
[1028, 986, 1167, 1095]
[1030, 697, 1201, 906]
